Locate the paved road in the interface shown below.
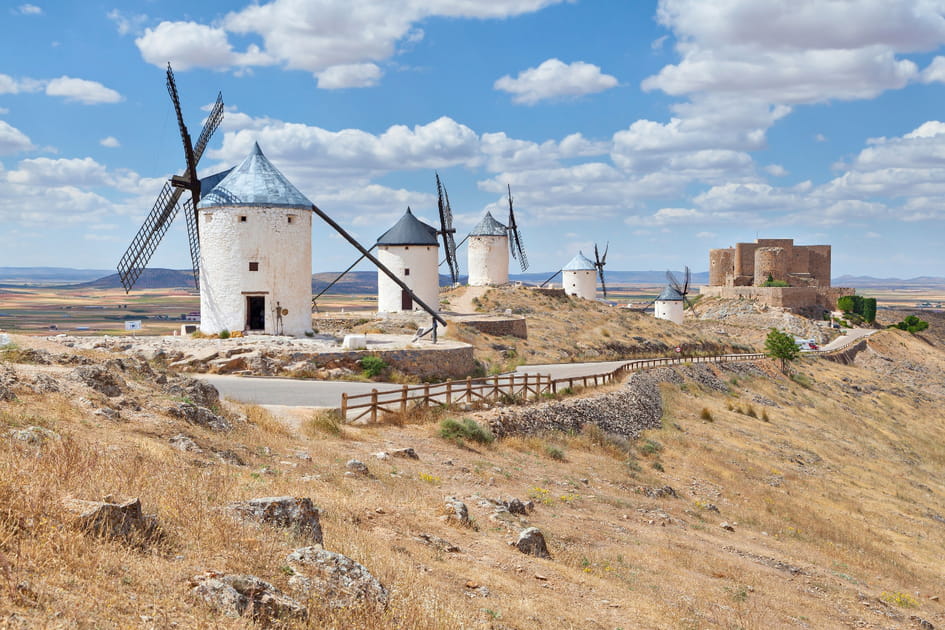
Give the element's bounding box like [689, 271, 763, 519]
[815, 327, 877, 352]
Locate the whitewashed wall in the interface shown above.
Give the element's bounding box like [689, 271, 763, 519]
[199, 206, 313, 336]
[377, 245, 439, 313]
[468, 235, 509, 286]
[563, 269, 596, 300]
[655, 300, 684, 324]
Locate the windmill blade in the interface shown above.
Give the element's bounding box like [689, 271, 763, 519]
[601, 242, 609, 266]
[633, 297, 658, 312]
[117, 182, 185, 292]
[166, 64, 199, 211]
[540, 269, 562, 288]
[506, 185, 529, 272]
[182, 197, 200, 290]
[682, 265, 691, 296]
[435, 172, 459, 284]
[683, 294, 699, 316]
[599, 269, 608, 299]
[594, 243, 601, 266]
[440, 233, 469, 266]
[666, 269, 684, 294]
[192, 92, 224, 165]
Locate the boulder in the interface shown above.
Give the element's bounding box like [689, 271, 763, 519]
[390, 447, 419, 460]
[164, 377, 220, 408]
[168, 434, 203, 453]
[8, 425, 60, 445]
[30, 373, 60, 393]
[443, 497, 471, 526]
[190, 572, 306, 626]
[286, 547, 388, 609]
[71, 365, 125, 397]
[515, 527, 551, 559]
[227, 497, 323, 544]
[505, 498, 530, 515]
[345, 459, 370, 476]
[168, 403, 231, 432]
[61, 497, 161, 546]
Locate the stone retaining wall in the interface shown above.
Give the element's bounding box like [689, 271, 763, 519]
[461, 318, 528, 339]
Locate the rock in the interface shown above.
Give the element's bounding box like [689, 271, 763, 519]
[443, 497, 470, 526]
[505, 498, 530, 515]
[213, 448, 245, 466]
[389, 447, 419, 460]
[373, 451, 391, 461]
[415, 532, 460, 553]
[30, 373, 60, 393]
[286, 547, 389, 609]
[720, 522, 735, 532]
[0, 385, 15, 402]
[515, 527, 551, 559]
[643, 485, 677, 499]
[164, 377, 220, 408]
[94, 407, 120, 421]
[190, 572, 306, 626]
[345, 459, 370, 476]
[71, 365, 125, 397]
[61, 497, 161, 546]
[227, 497, 323, 544]
[8, 425, 61, 445]
[208, 356, 248, 374]
[909, 616, 934, 630]
[169, 434, 203, 453]
[168, 403, 231, 432]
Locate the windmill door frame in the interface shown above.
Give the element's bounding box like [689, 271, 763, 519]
[246, 295, 266, 331]
[401, 289, 412, 311]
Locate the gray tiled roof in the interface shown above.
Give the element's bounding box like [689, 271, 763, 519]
[197, 143, 313, 209]
[469, 211, 507, 237]
[376, 208, 439, 246]
[657, 285, 684, 301]
[563, 251, 596, 271]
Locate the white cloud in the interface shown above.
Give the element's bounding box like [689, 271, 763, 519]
[0, 73, 43, 95]
[316, 63, 382, 89]
[15, 4, 42, 15]
[814, 133, 827, 142]
[100, 136, 120, 148]
[0, 121, 33, 155]
[765, 164, 788, 176]
[494, 58, 618, 105]
[135, 21, 274, 71]
[45, 76, 123, 104]
[5, 157, 110, 187]
[106, 9, 148, 36]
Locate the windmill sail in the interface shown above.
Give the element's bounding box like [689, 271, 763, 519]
[116, 64, 223, 293]
[506, 185, 529, 272]
[435, 172, 459, 284]
[594, 242, 609, 298]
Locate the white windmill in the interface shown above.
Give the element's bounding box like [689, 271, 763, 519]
[654, 267, 698, 324]
[376, 208, 441, 313]
[467, 211, 508, 286]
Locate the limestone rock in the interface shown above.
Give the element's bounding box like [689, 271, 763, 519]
[345, 459, 370, 476]
[286, 547, 388, 609]
[30, 373, 60, 393]
[720, 522, 735, 532]
[61, 497, 161, 546]
[164, 377, 220, 408]
[643, 485, 677, 499]
[227, 497, 323, 544]
[8, 425, 60, 445]
[515, 527, 551, 559]
[505, 498, 530, 515]
[190, 572, 306, 626]
[71, 365, 125, 397]
[443, 497, 471, 526]
[389, 447, 419, 460]
[415, 532, 460, 553]
[168, 403, 231, 432]
[168, 434, 203, 453]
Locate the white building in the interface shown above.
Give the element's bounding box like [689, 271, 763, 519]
[468, 211, 508, 287]
[376, 208, 440, 313]
[196, 143, 314, 336]
[562, 251, 597, 300]
[654, 285, 684, 324]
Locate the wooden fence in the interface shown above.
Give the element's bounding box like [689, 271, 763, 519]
[341, 352, 768, 423]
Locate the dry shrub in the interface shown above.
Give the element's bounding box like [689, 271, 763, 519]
[304, 408, 347, 438]
[241, 404, 290, 436]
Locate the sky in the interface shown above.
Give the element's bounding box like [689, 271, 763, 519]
[2, 0, 945, 279]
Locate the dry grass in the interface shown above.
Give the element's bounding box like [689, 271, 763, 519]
[1, 326, 944, 628]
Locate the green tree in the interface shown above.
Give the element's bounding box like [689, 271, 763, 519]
[836, 295, 856, 313]
[895, 315, 929, 334]
[862, 297, 877, 323]
[765, 328, 800, 373]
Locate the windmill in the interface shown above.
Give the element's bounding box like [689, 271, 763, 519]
[435, 172, 459, 285]
[116, 63, 224, 292]
[506, 185, 528, 272]
[593, 242, 609, 299]
[666, 266, 699, 315]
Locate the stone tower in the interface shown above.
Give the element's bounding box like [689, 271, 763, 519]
[562, 251, 597, 300]
[376, 208, 440, 313]
[467, 211, 509, 287]
[196, 143, 313, 336]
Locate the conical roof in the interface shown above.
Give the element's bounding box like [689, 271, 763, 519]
[376, 208, 439, 246]
[563, 250, 596, 271]
[470, 211, 507, 237]
[197, 143, 313, 209]
[656, 285, 684, 301]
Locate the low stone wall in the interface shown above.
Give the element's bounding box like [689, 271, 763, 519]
[821, 338, 868, 365]
[699, 286, 853, 311]
[461, 318, 528, 339]
[533, 288, 567, 299]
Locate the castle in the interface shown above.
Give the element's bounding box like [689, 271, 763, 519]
[699, 238, 852, 313]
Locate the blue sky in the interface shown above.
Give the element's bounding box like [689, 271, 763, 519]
[2, 0, 945, 278]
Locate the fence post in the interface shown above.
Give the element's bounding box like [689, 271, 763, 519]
[466, 376, 472, 402]
[446, 379, 452, 406]
[400, 384, 408, 414]
[341, 393, 348, 420]
[523, 372, 529, 400]
[424, 382, 431, 408]
[370, 389, 378, 423]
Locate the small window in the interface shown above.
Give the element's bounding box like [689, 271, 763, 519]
[239, 215, 247, 223]
[249, 262, 259, 271]
[287, 215, 296, 224]
[404, 268, 410, 276]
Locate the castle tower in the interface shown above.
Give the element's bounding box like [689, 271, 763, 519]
[754, 246, 788, 285]
[196, 143, 313, 336]
[562, 251, 597, 300]
[467, 211, 509, 287]
[709, 248, 734, 286]
[376, 208, 440, 313]
[654, 285, 684, 325]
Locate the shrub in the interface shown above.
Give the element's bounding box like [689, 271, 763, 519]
[544, 445, 565, 461]
[761, 409, 771, 422]
[880, 591, 918, 608]
[218, 329, 230, 339]
[439, 418, 494, 445]
[304, 409, 346, 437]
[639, 439, 663, 456]
[745, 404, 757, 419]
[893, 315, 929, 334]
[765, 328, 799, 373]
[360, 355, 388, 378]
[700, 407, 714, 422]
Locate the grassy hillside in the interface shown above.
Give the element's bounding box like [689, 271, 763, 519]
[0, 316, 943, 627]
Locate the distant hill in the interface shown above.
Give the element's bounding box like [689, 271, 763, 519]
[833, 275, 945, 289]
[511, 270, 710, 285]
[0, 267, 112, 284]
[79, 269, 197, 290]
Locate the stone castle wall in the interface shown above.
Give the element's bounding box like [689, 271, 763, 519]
[699, 285, 852, 311]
